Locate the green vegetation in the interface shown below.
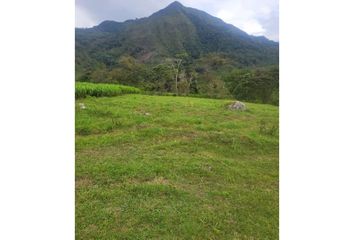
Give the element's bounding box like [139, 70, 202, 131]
[76, 54, 278, 105]
[75, 2, 279, 239]
[223, 66, 279, 105]
[75, 2, 279, 105]
[75, 2, 278, 71]
[75, 82, 141, 99]
[76, 94, 278, 239]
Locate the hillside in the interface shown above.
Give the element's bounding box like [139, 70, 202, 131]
[76, 94, 279, 239]
[75, 1, 278, 72]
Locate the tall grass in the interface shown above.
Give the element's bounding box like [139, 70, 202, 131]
[75, 82, 141, 99]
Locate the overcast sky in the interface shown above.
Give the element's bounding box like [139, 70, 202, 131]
[76, 0, 279, 41]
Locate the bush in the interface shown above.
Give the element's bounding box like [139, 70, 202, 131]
[75, 82, 141, 99]
[223, 66, 279, 105]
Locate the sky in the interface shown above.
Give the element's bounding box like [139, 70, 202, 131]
[76, 0, 279, 41]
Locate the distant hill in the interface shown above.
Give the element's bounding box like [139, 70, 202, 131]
[75, 1, 278, 72]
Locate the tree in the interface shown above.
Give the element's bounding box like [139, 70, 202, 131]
[91, 64, 110, 83]
[167, 52, 189, 95]
[150, 64, 174, 92]
[110, 56, 152, 87]
[223, 66, 279, 105]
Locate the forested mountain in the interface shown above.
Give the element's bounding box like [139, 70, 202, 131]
[75, 1, 279, 105]
[76, 1, 278, 69]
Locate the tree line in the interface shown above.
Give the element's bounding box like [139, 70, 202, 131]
[76, 53, 278, 105]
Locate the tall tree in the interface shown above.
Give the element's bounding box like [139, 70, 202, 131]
[168, 52, 189, 95]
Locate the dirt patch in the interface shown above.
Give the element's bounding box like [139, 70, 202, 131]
[146, 176, 169, 185]
[76, 177, 94, 188]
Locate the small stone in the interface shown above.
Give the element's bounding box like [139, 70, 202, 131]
[144, 112, 151, 116]
[79, 103, 86, 109]
[229, 101, 246, 111]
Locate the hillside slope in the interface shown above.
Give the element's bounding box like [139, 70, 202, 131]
[75, 1, 278, 71]
[76, 94, 279, 239]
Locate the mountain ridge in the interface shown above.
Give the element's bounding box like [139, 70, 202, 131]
[79, 1, 277, 43]
[76, 1, 278, 72]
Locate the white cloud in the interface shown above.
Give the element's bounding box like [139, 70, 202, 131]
[242, 20, 267, 36]
[213, 0, 277, 39]
[216, 10, 234, 22]
[216, 9, 265, 36]
[75, 5, 96, 28]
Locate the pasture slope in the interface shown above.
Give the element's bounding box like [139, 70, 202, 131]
[76, 94, 279, 239]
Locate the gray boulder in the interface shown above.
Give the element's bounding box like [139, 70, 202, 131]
[229, 101, 246, 111]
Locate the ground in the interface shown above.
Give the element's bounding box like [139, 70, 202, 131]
[76, 94, 279, 239]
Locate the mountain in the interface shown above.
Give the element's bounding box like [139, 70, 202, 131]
[76, 1, 278, 73]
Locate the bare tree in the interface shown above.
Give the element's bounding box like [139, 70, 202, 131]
[167, 53, 188, 95]
[171, 58, 183, 95]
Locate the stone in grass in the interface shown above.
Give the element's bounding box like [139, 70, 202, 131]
[229, 101, 246, 111]
[78, 103, 86, 110]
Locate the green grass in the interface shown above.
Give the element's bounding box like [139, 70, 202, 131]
[75, 82, 141, 99]
[76, 94, 279, 239]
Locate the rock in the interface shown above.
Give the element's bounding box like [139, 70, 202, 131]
[78, 103, 86, 109]
[229, 101, 246, 111]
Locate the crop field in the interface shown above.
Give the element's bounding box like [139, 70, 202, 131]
[75, 82, 141, 99]
[75, 94, 279, 239]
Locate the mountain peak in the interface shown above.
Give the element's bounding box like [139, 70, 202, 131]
[151, 1, 186, 17]
[166, 1, 184, 9]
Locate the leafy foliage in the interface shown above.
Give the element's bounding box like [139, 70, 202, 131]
[223, 66, 279, 105]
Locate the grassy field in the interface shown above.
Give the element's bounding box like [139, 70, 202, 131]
[76, 94, 279, 239]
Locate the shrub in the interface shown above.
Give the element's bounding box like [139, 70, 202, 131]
[223, 66, 279, 105]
